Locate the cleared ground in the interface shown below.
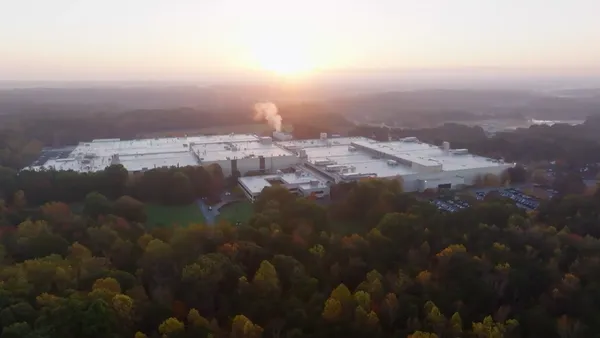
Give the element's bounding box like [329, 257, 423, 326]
[145, 204, 205, 227]
[217, 201, 254, 224]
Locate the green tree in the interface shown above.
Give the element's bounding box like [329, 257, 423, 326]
[113, 195, 146, 223]
[83, 192, 113, 218]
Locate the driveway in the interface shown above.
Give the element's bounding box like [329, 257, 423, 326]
[197, 194, 246, 226]
[197, 200, 217, 225]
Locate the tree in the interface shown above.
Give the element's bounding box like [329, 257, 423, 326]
[450, 312, 463, 336]
[0, 322, 36, 338]
[409, 332, 438, 338]
[231, 315, 263, 338]
[472, 316, 519, 338]
[113, 195, 146, 223]
[381, 293, 399, 326]
[168, 172, 195, 205]
[13, 190, 26, 209]
[354, 291, 371, 311]
[158, 317, 185, 336]
[322, 298, 342, 322]
[253, 260, 280, 296]
[100, 164, 128, 199]
[83, 192, 112, 218]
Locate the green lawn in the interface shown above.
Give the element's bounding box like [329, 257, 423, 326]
[217, 201, 254, 224]
[145, 204, 205, 227]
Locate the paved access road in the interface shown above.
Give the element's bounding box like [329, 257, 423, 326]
[197, 194, 245, 226]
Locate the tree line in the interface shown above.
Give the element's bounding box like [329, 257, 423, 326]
[351, 117, 600, 168]
[1, 177, 600, 337]
[0, 163, 226, 207]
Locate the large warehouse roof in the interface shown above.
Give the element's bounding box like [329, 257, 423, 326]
[28, 134, 295, 173]
[278, 136, 510, 181]
[239, 169, 329, 195]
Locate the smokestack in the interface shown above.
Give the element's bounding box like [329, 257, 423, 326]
[253, 102, 282, 132]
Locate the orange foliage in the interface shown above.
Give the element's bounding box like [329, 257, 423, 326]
[341, 234, 368, 249]
[218, 242, 239, 257]
[292, 223, 312, 247]
[416, 270, 432, 284]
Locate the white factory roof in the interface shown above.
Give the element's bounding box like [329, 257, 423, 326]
[351, 139, 505, 170]
[239, 169, 329, 195]
[191, 141, 294, 162]
[28, 134, 294, 173]
[288, 136, 509, 180]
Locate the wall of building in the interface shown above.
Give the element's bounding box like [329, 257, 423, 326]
[209, 155, 301, 176]
[399, 164, 513, 192]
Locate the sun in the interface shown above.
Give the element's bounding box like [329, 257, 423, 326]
[249, 45, 317, 77]
[238, 24, 322, 78]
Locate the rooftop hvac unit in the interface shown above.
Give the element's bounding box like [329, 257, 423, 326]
[401, 137, 419, 142]
[310, 180, 319, 186]
[260, 137, 273, 145]
[348, 146, 357, 152]
[320, 132, 328, 140]
[276, 170, 283, 175]
[314, 159, 335, 166]
[298, 149, 308, 158]
[451, 149, 469, 155]
[387, 160, 398, 166]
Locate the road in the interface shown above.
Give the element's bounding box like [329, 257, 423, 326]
[197, 200, 217, 225]
[197, 194, 246, 226]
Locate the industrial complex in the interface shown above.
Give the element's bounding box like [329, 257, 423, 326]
[29, 132, 513, 201]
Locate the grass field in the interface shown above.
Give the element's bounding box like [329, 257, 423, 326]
[217, 201, 254, 224]
[145, 204, 205, 227]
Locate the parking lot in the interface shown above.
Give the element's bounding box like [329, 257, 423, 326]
[430, 198, 471, 213]
[431, 187, 550, 213]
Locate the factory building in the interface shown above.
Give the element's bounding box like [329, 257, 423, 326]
[276, 135, 513, 192]
[238, 168, 329, 202]
[29, 132, 513, 200]
[28, 134, 301, 176]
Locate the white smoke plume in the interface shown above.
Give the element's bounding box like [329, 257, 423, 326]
[253, 102, 282, 132]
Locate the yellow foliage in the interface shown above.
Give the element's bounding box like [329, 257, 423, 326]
[158, 317, 185, 335]
[330, 283, 352, 303]
[188, 308, 210, 328]
[354, 290, 371, 311]
[137, 234, 154, 250]
[112, 294, 134, 319]
[436, 244, 467, 257]
[232, 315, 263, 338]
[366, 310, 379, 327]
[322, 297, 342, 322]
[36, 293, 59, 307]
[409, 331, 438, 338]
[134, 332, 148, 338]
[308, 244, 325, 258]
[92, 277, 122, 293]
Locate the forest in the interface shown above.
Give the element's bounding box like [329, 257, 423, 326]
[351, 116, 600, 167]
[2, 163, 600, 337]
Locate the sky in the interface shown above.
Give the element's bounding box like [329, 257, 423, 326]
[1, 0, 600, 80]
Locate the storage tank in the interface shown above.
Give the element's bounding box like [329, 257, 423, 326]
[442, 141, 450, 152]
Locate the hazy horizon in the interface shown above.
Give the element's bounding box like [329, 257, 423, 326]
[2, 0, 600, 81]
